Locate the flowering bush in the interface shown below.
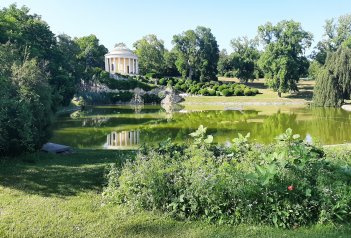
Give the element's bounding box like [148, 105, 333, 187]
[104, 126, 351, 228]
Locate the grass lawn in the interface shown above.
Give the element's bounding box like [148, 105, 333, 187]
[0, 149, 350, 237]
[181, 78, 315, 111]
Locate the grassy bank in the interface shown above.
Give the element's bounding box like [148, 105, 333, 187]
[0, 149, 350, 237]
[181, 79, 314, 111]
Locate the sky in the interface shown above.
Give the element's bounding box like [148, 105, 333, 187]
[1, 0, 351, 53]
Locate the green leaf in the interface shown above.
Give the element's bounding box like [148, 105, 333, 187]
[204, 135, 213, 144]
[305, 188, 311, 197]
[293, 134, 300, 140]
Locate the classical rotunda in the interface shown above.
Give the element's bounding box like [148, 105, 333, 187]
[105, 43, 139, 75]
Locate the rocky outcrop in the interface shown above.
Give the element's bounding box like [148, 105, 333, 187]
[161, 88, 184, 105]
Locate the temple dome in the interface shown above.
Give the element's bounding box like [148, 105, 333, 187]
[105, 43, 137, 58]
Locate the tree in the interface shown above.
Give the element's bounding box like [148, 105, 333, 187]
[49, 34, 81, 106]
[258, 20, 312, 96]
[0, 44, 52, 156]
[133, 34, 166, 75]
[230, 36, 261, 82]
[217, 49, 233, 76]
[172, 26, 219, 81]
[163, 49, 180, 77]
[75, 34, 108, 70]
[313, 45, 351, 107]
[312, 14, 351, 65]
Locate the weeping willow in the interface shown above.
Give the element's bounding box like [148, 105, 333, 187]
[313, 46, 351, 107]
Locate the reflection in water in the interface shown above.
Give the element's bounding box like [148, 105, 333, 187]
[105, 130, 140, 149]
[51, 105, 351, 149]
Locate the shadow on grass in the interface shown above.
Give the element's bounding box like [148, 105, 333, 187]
[0, 149, 134, 197]
[285, 90, 313, 100]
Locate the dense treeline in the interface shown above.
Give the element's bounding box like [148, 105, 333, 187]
[0, 4, 106, 156]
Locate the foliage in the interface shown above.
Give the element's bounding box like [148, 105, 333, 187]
[172, 26, 219, 81]
[133, 34, 166, 75]
[158, 77, 258, 97]
[311, 14, 351, 65]
[1, 150, 350, 237]
[258, 20, 312, 96]
[229, 37, 261, 82]
[313, 46, 351, 107]
[104, 126, 351, 228]
[0, 53, 52, 156]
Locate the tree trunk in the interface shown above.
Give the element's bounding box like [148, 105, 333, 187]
[278, 91, 282, 97]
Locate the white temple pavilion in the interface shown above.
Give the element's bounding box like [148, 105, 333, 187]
[105, 43, 139, 75]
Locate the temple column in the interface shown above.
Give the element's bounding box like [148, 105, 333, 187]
[124, 58, 126, 74]
[124, 131, 128, 146]
[129, 58, 131, 74]
[129, 131, 133, 145]
[118, 57, 120, 73]
[136, 130, 140, 144]
[119, 132, 122, 146]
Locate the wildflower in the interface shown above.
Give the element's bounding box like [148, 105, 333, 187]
[288, 185, 294, 191]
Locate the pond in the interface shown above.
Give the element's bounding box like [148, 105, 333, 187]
[51, 105, 351, 149]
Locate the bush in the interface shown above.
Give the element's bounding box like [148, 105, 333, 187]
[221, 89, 232, 96]
[208, 89, 216, 96]
[104, 127, 351, 228]
[244, 88, 253, 96]
[101, 77, 153, 91]
[234, 88, 244, 96]
[142, 94, 162, 104]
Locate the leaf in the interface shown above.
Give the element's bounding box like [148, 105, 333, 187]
[293, 134, 300, 140]
[305, 188, 311, 197]
[204, 135, 213, 144]
[285, 128, 292, 136]
[179, 194, 185, 202]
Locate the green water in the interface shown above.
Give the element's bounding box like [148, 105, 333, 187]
[51, 105, 351, 148]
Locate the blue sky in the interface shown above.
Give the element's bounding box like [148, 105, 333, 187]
[1, 0, 351, 53]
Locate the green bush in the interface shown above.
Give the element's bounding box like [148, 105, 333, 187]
[234, 88, 244, 96]
[221, 89, 232, 96]
[104, 127, 351, 228]
[142, 94, 163, 104]
[208, 89, 216, 96]
[101, 77, 153, 91]
[244, 88, 253, 96]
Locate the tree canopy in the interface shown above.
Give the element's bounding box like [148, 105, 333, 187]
[258, 20, 312, 96]
[172, 26, 219, 81]
[133, 34, 166, 75]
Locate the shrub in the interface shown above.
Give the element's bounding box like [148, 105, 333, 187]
[142, 94, 162, 104]
[221, 89, 232, 96]
[208, 89, 216, 96]
[234, 88, 244, 96]
[104, 127, 351, 228]
[244, 88, 253, 96]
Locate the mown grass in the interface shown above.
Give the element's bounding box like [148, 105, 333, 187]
[182, 79, 315, 110]
[0, 149, 350, 237]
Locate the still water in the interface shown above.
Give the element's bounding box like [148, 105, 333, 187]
[51, 105, 351, 148]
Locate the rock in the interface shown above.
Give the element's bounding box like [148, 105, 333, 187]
[341, 104, 351, 111]
[42, 143, 73, 154]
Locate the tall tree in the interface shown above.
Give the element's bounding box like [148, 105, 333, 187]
[312, 14, 351, 65]
[75, 34, 108, 70]
[163, 49, 180, 76]
[173, 26, 219, 81]
[258, 20, 312, 96]
[230, 36, 261, 82]
[133, 34, 166, 75]
[217, 49, 232, 76]
[313, 45, 351, 107]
